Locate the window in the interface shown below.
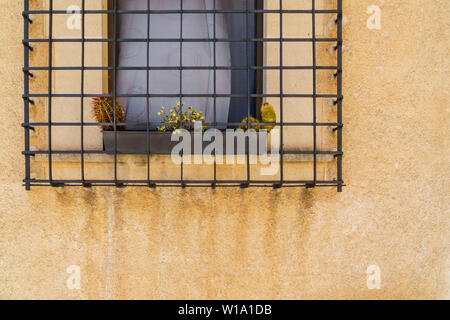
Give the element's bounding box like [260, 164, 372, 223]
[22, 0, 344, 191]
[116, 0, 261, 130]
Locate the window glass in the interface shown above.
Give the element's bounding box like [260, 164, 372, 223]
[117, 0, 257, 129]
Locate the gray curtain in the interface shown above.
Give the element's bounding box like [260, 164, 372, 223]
[117, 0, 256, 129]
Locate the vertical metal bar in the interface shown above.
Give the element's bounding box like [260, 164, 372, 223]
[146, 0, 151, 186]
[255, 0, 264, 112]
[113, 0, 118, 185]
[213, 0, 217, 187]
[48, 0, 54, 184]
[81, 0, 86, 184]
[245, 0, 251, 185]
[312, 0, 317, 185]
[336, 0, 343, 192]
[180, 0, 184, 185]
[279, 0, 284, 184]
[24, 0, 31, 190]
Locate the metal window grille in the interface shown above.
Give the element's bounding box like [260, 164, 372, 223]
[22, 0, 343, 191]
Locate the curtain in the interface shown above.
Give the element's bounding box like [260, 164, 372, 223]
[117, 0, 255, 129]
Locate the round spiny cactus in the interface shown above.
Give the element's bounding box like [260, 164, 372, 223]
[91, 97, 125, 131]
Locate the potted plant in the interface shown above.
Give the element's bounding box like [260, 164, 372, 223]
[91, 96, 136, 154]
[91, 96, 126, 131]
[92, 97, 275, 155]
[149, 101, 209, 155]
[92, 98, 208, 154]
[156, 101, 205, 133]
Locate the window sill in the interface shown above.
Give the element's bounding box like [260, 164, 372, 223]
[32, 124, 335, 163]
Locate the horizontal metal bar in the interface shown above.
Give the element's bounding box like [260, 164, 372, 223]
[24, 9, 341, 15]
[285, 151, 342, 155]
[23, 121, 340, 127]
[25, 38, 338, 43]
[26, 66, 338, 71]
[24, 179, 343, 185]
[25, 183, 344, 189]
[23, 150, 341, 156]
[24, 93, 339, 98]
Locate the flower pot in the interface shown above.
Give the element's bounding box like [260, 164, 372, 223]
[103, 131, 181, 154]
[103, 131, 268, 155]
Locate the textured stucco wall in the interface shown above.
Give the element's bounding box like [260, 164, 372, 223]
[0, 0, 449, 299]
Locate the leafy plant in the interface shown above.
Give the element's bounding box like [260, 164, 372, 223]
[157, 101, 205, 132]
[91, 97, 126, 131]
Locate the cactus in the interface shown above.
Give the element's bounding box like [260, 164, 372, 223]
[239, 102, 277, 132]
[91, 97, 125, 131]
[260, 102, 276, 131]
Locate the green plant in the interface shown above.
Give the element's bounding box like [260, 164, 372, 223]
[157, 101, 205, 132]
[91, 97, 126, 131]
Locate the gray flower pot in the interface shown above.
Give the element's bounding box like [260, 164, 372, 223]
[103, 131, 180, 154]
[103, 131, 267, 155]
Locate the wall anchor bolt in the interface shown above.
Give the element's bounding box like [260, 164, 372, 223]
[23, 96, 35, 105]
[23, 69, 34, 78]
[333, 96, 343, 105]
[334, 40, 342, 50]
[22, 41, 34, 51]
[22, 123, 35, 131]
[51, 182, 65, 188]
[22, 12, 33, 24]
[333, 68, 342, 78]
[240, 182, 249, 189]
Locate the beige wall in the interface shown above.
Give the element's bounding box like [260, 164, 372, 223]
[0, 0, 448, 299]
